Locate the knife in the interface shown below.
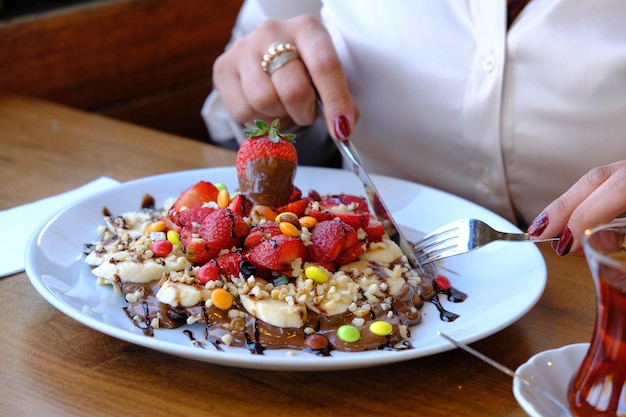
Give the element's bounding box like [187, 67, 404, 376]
[314, 92, 430, 275]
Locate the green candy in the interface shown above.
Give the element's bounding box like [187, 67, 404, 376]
[337, 325, 360, 343]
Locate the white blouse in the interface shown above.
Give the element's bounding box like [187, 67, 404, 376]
[202, 0, 626, 225]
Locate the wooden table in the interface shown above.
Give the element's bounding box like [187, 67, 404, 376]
[0, 94, 596, 416]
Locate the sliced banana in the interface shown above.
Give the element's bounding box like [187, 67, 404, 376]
[382, 271, 407, 296]
[343, 247, 407, 297]
[86, 198, 423, 335]
[297, 270, 360, 316]
[358, 238, 403, 264]
[91, 253, 188, 284]
[104, 210, 162, 238]
[156, 279, 208, 308]
[239, 294, 307, 328]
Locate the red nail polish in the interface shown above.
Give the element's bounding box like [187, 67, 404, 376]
[527, 213, 549, 237]
[556, 225, 573, 256]
[334, 115, 351, 140]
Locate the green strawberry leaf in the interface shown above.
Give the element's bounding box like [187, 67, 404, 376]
[244, 119, 269, 137]
[244, 119, 296, 143]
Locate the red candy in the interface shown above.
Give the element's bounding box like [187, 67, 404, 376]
[151, 240, 173, 257]
[434, 274, 451, 291]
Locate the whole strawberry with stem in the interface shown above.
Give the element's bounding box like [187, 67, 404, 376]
[237, 119, 298, 208]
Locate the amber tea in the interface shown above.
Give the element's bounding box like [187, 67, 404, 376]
[568, 222, 626, 416]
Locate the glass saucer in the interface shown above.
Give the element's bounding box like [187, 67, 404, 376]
[513, 343, 589, 417]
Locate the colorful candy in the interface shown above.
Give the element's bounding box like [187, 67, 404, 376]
[369, 321, 393, 337]
[151, 240, 172, 257]
[305, 266, 327, 283]
[211, 288, 233, 310]
[337, 325, 361, 343]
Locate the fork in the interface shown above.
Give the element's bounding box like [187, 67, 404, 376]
[413, 218, 560, 264]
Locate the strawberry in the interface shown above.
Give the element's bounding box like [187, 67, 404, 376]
[329, 211, 369, 230]
[199, 208, 250, 256]
[317, 194, 370, 230]
[169, 206, 216, 229]
[275, 197, 312, 218]
[363, 215, 386, 242]
[320, 194, 370, 212]
[180, 230, 213, 264]
[288, 187, 303, 202]
[215, 251, 246, 280]
[243, 222, 282, 250]
[306, 207, 334, 223]
[236, 119, 298, 208]
[335, 241, 366, 265]
[227, 193, 253, 217]
[171, 180, 219, 212]
[247, 234, 307, 272]
[308, 219, 362, 266]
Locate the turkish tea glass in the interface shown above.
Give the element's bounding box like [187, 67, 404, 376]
[568, 220, 626, 416]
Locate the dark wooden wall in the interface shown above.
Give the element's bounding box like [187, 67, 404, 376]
[0, 0, 243, 141]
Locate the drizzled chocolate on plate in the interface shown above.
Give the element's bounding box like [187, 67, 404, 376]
[84, 120, 466, 356]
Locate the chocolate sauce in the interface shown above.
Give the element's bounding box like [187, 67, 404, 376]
[117, 277, 447, 355]
[441, 286, 468, 303]
[428, 296, 460, 322]
[238, 158, 296, 207]
[421, 276, 465, 322]
[183, 330, 205, 348]
[94, 193, 467, 356]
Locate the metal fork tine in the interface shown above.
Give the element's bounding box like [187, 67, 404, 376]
[413, 220, 465, 253]
[413, 234, 458, 255]
[414, 217, 560, 264]
[417, 245, 461, 264]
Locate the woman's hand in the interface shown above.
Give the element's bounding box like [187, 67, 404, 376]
[212, 14, 359, 138]
[527, 161, 626, 256]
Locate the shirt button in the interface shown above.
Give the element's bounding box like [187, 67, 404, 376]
[482, 54, 495, 72]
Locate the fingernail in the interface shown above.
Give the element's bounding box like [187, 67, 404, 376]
[551, 239, 558, 251]
[527, 213, 549, 237]
[556, 225, 573, 256]
[334, 115, 351, 140]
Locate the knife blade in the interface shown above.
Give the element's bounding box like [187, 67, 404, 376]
[314, 92, 430, 275]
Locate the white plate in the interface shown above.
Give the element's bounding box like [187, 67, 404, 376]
[513, 343, 589, 417]
[25, 166, 547, 371]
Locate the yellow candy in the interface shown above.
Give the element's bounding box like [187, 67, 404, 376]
[167, 230, 181, 246]
[369, 320, 393, 337]
[305, 266, 327, 283]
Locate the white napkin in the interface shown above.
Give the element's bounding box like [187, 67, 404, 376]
[1, 177, 120, 277]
